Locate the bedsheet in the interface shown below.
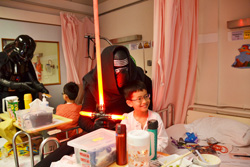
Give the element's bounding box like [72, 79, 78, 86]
[165, 124, 250, 167]
[0, 154, 40, 167]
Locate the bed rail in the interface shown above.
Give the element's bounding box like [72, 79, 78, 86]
[186, 104, 250, 125]
[12, 131, 34, 167]
[187, 104, 250, 118]
[156, 103, 175, 129]
[39, 137, 60, 161]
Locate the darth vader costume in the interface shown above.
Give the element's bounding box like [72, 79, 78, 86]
[0, 35, 49, 113]
[79, 45, 152, 132]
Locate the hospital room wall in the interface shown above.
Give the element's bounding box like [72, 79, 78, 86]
[195, 0, 250, 109]
[99, 0, 154, 79]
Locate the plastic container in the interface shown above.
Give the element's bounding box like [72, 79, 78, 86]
[127, 130, 155, 167]
[15, 109, 30, 128]
[68, 128, 116, 167]
[2, 96, 19, 120]
[15, 107, 53, 130]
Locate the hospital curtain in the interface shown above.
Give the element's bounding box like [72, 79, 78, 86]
[60, 12, 96, 103]
[152, 0, 198, 123]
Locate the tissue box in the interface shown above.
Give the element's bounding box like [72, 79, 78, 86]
[15, 108, 53, 130]
[68, 128, 116, 167]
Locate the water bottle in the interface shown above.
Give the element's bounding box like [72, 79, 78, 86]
[116, 124, 127, 165]
[24, 93, 32, 109]
[147, 119, 158, 160]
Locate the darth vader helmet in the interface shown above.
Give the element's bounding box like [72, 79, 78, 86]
[4, 35, 36, 63]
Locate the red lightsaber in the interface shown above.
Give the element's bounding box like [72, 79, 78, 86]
[80, 0, 125, 121]
[93, 0, 104, 110]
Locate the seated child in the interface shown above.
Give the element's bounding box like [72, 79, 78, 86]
[121, 80, 168, 152]
[56, 82, 82, 139]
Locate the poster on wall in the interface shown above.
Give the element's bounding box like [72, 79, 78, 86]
[230, 30, 250, 41]
[244, 30, 250, 39]
[130, 41, 152, 50]
[232, 44, 250, 68]
[232, 31, 244, 41]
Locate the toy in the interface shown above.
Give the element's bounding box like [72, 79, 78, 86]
[185, 132, 198, 143]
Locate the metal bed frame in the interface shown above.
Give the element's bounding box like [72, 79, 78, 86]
[156, 103, 175, 129]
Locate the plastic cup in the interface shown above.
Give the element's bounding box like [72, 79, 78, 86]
[24, 94, 32, 109]
[2, 96, 19, 120]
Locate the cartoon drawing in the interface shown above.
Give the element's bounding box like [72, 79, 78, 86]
[232, 44, 250, 68]
[35, 57, 43, 81]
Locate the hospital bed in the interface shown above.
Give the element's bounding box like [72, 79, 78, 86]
[164, 104, 250, 167]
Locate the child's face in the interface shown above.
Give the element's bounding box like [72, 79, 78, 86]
[127, 89, 150, 113]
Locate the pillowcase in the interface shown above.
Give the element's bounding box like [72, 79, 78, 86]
[184, 117, 250, 146]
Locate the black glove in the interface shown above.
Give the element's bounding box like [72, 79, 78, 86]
[10, 82, 36, 92]
[94, 117, 116, 130]
[41, 87, 49, 94]
[27, 72, 49, 94]
[32, 82, 49, 94]
[39, 83, 49, 94]
[78, 116, 95, 132]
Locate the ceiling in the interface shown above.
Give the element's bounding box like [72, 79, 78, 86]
[0, 0, 145, 16]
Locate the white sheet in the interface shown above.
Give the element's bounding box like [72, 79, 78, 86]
[0, 154, 40, 167]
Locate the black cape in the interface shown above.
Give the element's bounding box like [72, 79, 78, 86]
[79, 45, 152, 132]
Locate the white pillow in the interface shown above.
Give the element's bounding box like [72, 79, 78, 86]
[184, 117, 250, 146]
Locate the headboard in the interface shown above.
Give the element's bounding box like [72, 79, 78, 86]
[186, 104, 250, 125]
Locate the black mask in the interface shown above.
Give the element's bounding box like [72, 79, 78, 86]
[14, 35, 36, 62]
[4, 35, 36, 64]
[113, 50, 129, 88]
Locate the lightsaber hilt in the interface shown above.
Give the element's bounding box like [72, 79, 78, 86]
[98, 103, 105, 113]
[80, 111, 125, 121]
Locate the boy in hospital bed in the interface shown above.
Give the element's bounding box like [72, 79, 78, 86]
[121, 80, 168, 152]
